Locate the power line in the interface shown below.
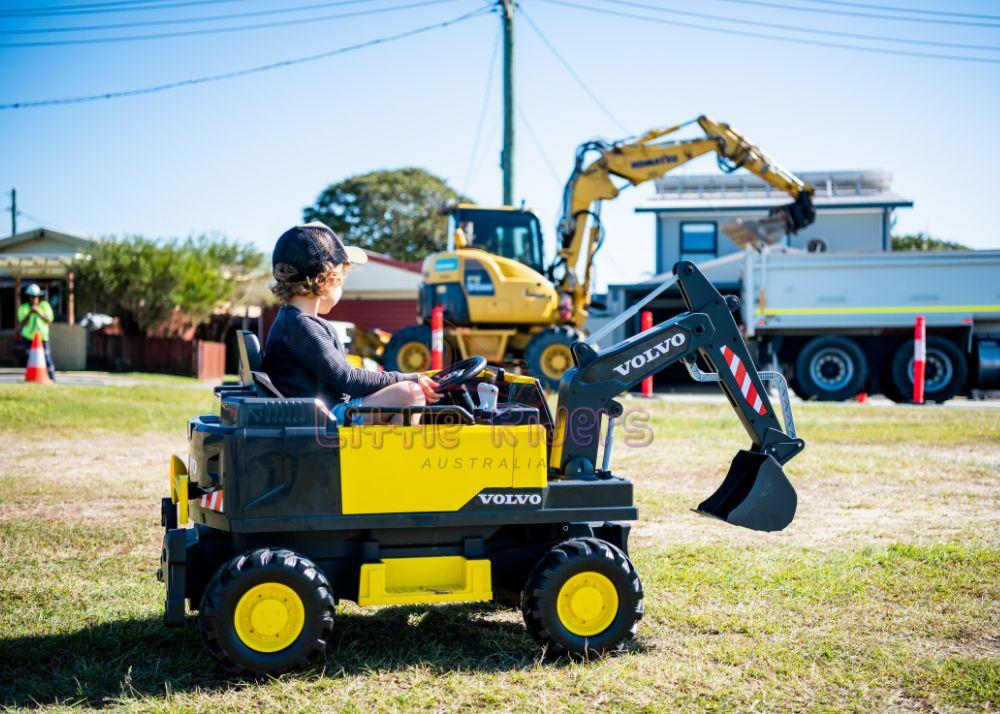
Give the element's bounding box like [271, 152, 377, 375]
[463, 20, 501, 195]
[0, 7, 491, 110]
[588, 0, 1000, 52]
[1, 0, 383, 35]
[793, 0, 1000, 22]
[0, 0, 250, 18]
[1, 0, 466, 47]
[517, 6, 630, 134]
[516, 105, 562, 186]
[700, 0, 1000, 28]
[3, 0, 189, 11]
[538, 0, 1000, 64]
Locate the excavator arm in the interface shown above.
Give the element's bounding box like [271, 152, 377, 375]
[552, 115, 816, 324]
[550, 261, 804, 532]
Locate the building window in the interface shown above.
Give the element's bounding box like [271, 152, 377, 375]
[680, 222, 717, 262]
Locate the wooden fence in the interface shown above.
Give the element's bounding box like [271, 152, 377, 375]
[88, 334, 226, 380]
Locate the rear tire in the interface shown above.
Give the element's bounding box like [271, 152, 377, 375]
[794, 336, 868, 401]
[889, 335, 967, 403]
[522, 537, 643, 658]
[525, 326, 582, 390]
[200, 548, 335, 677]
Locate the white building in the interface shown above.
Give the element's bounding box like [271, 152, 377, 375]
[634, 169, 912, 287]
[599, 169, 913, 348]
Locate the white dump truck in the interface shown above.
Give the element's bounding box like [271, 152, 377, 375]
[740, 249, 1000, 402]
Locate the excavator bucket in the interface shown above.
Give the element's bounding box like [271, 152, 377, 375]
[696, 450, 797, 532]
[721, 215, 787, 249]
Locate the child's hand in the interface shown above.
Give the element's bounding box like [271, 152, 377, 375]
[416, 374, 441, 403]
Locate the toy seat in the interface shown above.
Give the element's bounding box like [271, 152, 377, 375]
[236, 330, 284, 398]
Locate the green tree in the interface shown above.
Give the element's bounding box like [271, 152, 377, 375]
[891, 232, 968, 251]
[303, 168, 471, 262]
[74, 234, 265, 335]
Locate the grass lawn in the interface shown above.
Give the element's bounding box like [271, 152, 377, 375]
[0, 380, 997, 711]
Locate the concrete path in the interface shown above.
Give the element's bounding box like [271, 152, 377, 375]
[0, 368, 214, 388]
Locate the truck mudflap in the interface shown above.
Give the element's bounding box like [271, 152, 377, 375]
[696, 450, 797, 532]
[159, 525, 197, 626]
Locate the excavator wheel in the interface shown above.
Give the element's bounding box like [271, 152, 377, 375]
[522, 537, 643, 658]
[525, 326, 583, 389]
[382, 325, 453, 373]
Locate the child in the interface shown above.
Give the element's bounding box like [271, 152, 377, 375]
[262, 222, 439, 424]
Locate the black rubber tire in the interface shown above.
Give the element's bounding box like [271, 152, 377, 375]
[524, 326, 583, 390]
[199, 548, 335, 677]
[794, 335, 868, 401]
[889, 335, 967, 404]
[521, 537, 643, 658]
[382, 324, 456, 373]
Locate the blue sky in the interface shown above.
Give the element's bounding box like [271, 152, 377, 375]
[1, 0, 998, 290]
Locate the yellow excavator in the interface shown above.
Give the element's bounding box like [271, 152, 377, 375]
[382, 115, 815, 387]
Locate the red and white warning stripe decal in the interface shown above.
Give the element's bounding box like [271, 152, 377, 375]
[200, 489, 224, 512]
[719, 346, 768, 416]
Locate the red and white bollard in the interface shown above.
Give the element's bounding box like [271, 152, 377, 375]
[913, 315, 926, 404]
[431, 305, 444, 371]
[641, 310, 654, 398]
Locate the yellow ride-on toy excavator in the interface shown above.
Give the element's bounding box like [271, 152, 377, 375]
[382, 115, 815, 388]
[159, 261, 803, 676]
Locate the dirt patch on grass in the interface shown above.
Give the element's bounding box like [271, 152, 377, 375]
[619, 437, 1000, 550]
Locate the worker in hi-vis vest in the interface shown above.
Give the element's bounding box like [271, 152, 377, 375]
[16, 283, 56, 381]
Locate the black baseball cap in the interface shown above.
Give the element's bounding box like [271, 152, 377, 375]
[272, 221, 367, 281]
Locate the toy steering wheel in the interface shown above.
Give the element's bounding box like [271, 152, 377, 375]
[434, 356, 488, 389]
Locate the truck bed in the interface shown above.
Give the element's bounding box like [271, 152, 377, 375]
[743, 249, 1000, 335]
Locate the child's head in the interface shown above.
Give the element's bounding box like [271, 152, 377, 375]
[271, 222, 367, 309]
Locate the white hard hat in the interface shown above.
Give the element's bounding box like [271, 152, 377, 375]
[24, 284, 42, 297]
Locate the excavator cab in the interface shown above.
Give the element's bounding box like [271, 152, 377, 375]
[449, 205, 546, 275]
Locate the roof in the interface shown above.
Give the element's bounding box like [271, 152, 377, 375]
[637, 169, 913, 213]
[342, 249, 422, 297]
[0, 227, 94, 255]
[0, 228, 95, 278]
[363, 250, 422, 273]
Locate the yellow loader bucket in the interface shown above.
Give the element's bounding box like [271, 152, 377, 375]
[696, 450, 797, 532]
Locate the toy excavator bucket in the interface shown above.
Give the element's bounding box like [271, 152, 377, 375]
[696, 450, 797, 532]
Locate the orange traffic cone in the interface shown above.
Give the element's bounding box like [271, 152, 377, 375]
[23, 331, 52, 384]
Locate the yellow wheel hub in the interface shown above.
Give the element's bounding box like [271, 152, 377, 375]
[539, 343, 573, 380]
[557, 571, 618, 637]
[397, 342, 431, 372]
[234, 583, 305, 653]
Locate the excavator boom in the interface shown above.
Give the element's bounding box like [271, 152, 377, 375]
[553, 115, 816, 323]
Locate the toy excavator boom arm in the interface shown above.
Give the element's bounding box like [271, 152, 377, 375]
[550, 261, 804, 532]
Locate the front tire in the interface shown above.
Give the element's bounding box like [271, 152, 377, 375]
[383, 324, 433, 373]
[794, 335, 868, 401]
[524, 326, 582, 390]
[199, 548, 335, 676]
[522, 538, 643, 658]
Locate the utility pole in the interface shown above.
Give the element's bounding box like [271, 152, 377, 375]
[500, 0, 515, 206]
[9, 188, 16, 236]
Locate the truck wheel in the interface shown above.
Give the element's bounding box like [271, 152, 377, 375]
[889, 336, 967, 403]
[525, 326, 582, 389]
[522, 537, 643, 658]
[199, 548, 335, 677]
[794, 336, 868, 401]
